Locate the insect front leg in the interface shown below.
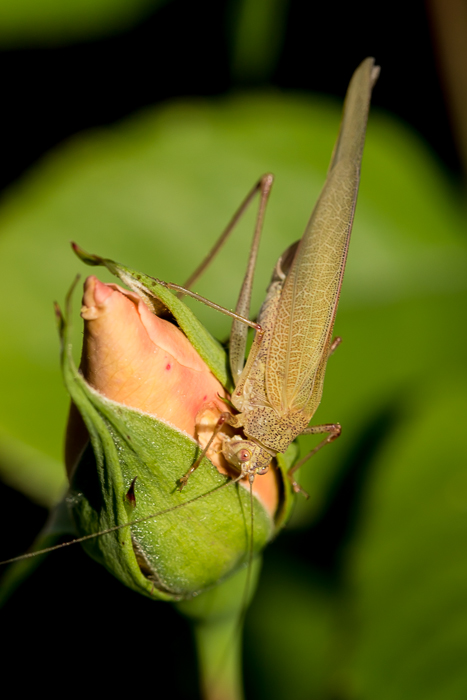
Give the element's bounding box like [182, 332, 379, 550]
[179, 405, 260, 489]
[178, 411, 233, 489]
[287, 423, 342, 496]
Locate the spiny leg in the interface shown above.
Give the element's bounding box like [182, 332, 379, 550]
[288, 423, 342, 496]
[159, 177, 275, 492]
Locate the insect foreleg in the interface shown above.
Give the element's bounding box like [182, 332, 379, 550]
[287, 423, 342, 496]
[178, 412, 232, 489]
[179, 330, 267, 490]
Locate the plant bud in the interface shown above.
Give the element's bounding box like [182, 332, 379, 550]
[60, 248, 298, 601]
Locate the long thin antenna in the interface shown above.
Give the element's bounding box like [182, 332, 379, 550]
[0, 475, 245, 567]
[233, 475, 256, 638]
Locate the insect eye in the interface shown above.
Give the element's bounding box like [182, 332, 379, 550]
[238, 449, 251, 463]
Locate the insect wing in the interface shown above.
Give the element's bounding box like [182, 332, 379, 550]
[265, 57, 380, 416]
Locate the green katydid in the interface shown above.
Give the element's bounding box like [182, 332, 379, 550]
[173, 56, 380, 494]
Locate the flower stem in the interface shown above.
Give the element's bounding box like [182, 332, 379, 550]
[176, 558, 261, 700]
[194, 612, 244, 700]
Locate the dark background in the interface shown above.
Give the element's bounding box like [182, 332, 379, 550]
[1, 0, 461, 198]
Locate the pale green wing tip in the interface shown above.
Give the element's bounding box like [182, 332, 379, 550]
[329, 57, 380, 171]
[371, 63, 381, 86]
[357, 56, 380, 85]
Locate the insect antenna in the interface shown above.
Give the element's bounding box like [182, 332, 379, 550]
[154, 277, 262, 331]
[0, 475, 245, 567]
[233, 477, 259, 637]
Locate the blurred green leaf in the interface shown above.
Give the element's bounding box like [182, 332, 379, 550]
[0, 0, 166, 47]
[238, 380, 467, 700]
[245, 563, 340, 699]
[229, 0, 289, 83]
[0, 427, 63, 506]
[347, 376, 467, 699]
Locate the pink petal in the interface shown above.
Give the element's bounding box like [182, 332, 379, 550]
[66, 276, 279, 516]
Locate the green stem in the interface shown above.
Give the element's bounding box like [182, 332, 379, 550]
[176, 558, 262, 700]
[194, 612, 244, 700]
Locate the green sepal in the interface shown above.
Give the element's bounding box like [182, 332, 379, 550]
[59, 279, 275, 600]
[71, 242, 233, 391]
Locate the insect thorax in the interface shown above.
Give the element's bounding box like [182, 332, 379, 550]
[241, 405, 310, 453]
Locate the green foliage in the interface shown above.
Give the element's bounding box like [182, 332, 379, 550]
[0, 0, 166, 47]
[349, 379, 467, 699]
[229, 0, 289, 82]
[0, 91, 466, 697]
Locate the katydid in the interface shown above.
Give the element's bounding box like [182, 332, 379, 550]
[176, 56, 380, 494]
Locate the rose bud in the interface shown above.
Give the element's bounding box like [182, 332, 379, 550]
[60, 248, 298, 601]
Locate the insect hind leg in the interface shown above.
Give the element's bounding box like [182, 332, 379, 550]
[287, 423, 341, 497]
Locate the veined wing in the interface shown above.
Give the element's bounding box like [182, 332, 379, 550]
[232, 242, 297, 414]
[265, 57, 380, 414]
